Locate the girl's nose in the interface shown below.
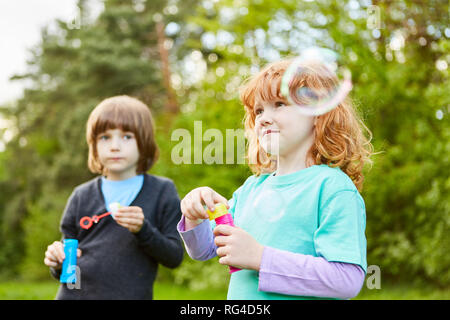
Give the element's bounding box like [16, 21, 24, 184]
[258, 109, 274, 126]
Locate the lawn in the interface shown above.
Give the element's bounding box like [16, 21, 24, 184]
[0, 280, 447, 300]
[0, 280, 226, 300]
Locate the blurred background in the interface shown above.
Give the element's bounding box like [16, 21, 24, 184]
[0, 0, 448, 299]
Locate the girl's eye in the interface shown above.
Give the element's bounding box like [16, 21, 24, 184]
[275, 101, 286, 108]
[99, 135, 109, 140]
[254, 107, 263, 115]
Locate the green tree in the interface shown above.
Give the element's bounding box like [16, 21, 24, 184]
[0, 0, 198, 279]
[158, 0, 450, 288]
[0, 0, 448, 290]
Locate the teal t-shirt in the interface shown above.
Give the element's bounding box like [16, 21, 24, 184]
[226, 164, 367, 300]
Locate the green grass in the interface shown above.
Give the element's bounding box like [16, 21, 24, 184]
[0, 280, 447, 300]
[154, 282, 227, 300]
[355, 282, 449, 300]
[0, 281, 59, 300]
[0, 280, 226, 300]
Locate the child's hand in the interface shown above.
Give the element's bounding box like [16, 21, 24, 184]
[44, 241, 82, 269]
[213, 225, 264, 271]
[114, 206, 145, 233]
[181, 187, 229, 222]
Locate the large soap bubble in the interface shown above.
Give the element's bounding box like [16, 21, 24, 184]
[280, 47, 353, 116]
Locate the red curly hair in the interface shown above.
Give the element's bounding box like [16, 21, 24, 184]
[240, 59, 373, 192]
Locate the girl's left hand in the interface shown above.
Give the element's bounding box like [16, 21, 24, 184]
[114, 206, 145, 233]
[213, 225, 264, 271]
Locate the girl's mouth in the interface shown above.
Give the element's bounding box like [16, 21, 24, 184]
[263, 129, 280, 136]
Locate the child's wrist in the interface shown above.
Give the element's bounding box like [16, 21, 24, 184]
[184, 216, 205, 230]
[252, 244, 265, 271]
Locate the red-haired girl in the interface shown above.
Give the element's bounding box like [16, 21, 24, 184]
[178, 58, 373, 300]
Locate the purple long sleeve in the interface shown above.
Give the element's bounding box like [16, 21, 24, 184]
[177, 216, 365, 299]
[258, 246, 365, 299]
[177, 217, 217, 261]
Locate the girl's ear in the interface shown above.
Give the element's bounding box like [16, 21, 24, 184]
[313, 116, 318, 126]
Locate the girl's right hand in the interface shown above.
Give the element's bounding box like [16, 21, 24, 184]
[44, 241, 81, 269]
[181, 187, 229, 223]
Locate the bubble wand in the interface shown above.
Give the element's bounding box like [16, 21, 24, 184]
[79, 202, 122, 230]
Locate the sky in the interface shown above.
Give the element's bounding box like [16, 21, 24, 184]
[0, 0, 103, 105]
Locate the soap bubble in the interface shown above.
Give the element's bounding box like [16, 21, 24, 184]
[252, 183, 287, 223]
[280, 47, 353, 116]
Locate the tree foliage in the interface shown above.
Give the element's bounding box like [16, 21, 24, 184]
[0, 0, 448, 288]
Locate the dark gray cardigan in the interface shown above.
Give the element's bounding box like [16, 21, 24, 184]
[50, 174, 184, 299]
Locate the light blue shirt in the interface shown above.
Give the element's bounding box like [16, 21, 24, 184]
[101, 174, 144, 212]
[226, 164, 367, 300]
